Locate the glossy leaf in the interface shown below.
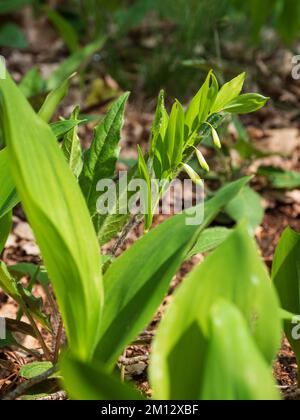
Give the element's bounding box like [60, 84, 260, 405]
[61, 106, 83, 177]
[223, 93, 269, 114]
[137, 145, 152, 230]
[0, 211, 12, 253]
[38, 74, 74, 123]
[61, 353, 143, 400]
[272, 227, 300, 379]
[0, 148, 19, 218]
[80, 92, 129, 216]
[150, 223, 281, 399]
[200, 300, 280, 400]
[93, 177, 251, 368]
[20, 361, 54, 379]
[185, 70, 212, 133]
[210, 73, 245, 114]
[186, 226, 232, 259]
[0, 74, 103, 360]
[50, 119, 82, 139]
[150, 89, 166, 156]
[0, 261, 21, 301]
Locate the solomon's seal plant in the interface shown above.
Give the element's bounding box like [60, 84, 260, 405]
[0, 69, 287, 401]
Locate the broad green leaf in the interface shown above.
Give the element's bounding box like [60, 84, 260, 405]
[185, 70, 212, 133]
[150, 223, 281, 399]
[0, 74, 103, 361]
[61, 107, 83, 177]
[200, 300, 280, 400]
[186, 226, 232, 259]
[0, 23, 27, 49]
[272, 227, 300, 379]
[205, 73, 219, 118]
[137, 145, 152, 230]
[150, 89, 166, 156]
[50, 119, 82, 139]
[258, 166, 300, 189]
[0, 148, 19, 217]
[38, 74, 74, 123]
[164, 101, 178, 167]
[223, 93, 269, 114]
[79, 92, 129, 216]
[93, 177, 251, 368]
[172, 101, 185, 166]
[225, 185, 264, 232]
[93, 163, 139, 245]
[94, 113, 225, 246]
[61, 352, 143, 400]
[47, 37, 105, 91]
[20, 361, 54, 379]
[210, 73, 245, 114]
[19, 67, 46, 98]
[0, 261, 21, 301]
[0, 211, 12, 253]
[46, 7, 79, 53]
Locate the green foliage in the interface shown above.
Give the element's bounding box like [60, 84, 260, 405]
[61, 352, 143, 400]
[61, 106, 83, 177]
[0, 74, 103, 361]
[0, 23, 28, 49]
[0, 148, 19, 217]
[0, 211, 12, 253]
[0, 67, 280, 400]
[79, 92, 130, 216]
[20, 362, 54, 379]
[272, 227, 300, 382]
[150, 223, 281, 399]
[92, 178, 250, 369]
[199, 300, 280, 400]
[225, 185, 264, 232]
[186, 226, 232, 259]
[38, 74, 74, 123]
[258, 166, 300, 190]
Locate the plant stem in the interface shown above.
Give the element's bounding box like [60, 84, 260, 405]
[53, 317, 63, 364]
[21, 303, 51, 361]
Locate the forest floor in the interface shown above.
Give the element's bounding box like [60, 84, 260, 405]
[1, 13, 300, 400]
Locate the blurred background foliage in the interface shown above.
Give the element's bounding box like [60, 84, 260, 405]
[0, 0, 300, 101]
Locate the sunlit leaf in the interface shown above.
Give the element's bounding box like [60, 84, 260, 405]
[0, 74, 103, 360]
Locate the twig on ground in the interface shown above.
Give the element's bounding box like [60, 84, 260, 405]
[1, 365, 58, 400]
[35, 390, 67, 401]
[119, 354, 149, 366]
